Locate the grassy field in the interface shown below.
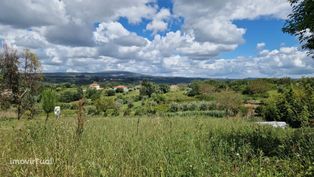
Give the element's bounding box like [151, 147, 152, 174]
[0, 116, 313, 176]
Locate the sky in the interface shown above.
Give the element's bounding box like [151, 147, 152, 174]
[0, 0, 313, 78]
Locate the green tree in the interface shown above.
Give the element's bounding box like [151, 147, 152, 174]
[158, 84, 170, 94]
[42, 89, 56, 121]
[243, 79, 273, 96]
[262, 84, 313, 128]
[283, 0, 314, 57]
[0, 45, 20, 103]
[59, 89, 82, 103]
[215, 91, 243, 116]
[140, 81, 157, 98]
[186, 81, 201, 96]
[85, 88, 100, 101]
[18, 49, 43, 119]
[95, 97, 116, 115]
[0, 46, 42, 119]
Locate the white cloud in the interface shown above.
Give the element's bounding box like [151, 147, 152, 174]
[0, 0, 66, 28]
[172, 0, 290, 46]
[146, 8, 171, 34]
[257, 42, 266, 50]
[1, 0, 312, 78]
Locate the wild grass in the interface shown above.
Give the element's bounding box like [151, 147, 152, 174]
[0, 116, 313, 176]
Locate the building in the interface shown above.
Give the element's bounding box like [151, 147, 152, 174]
[113, 85, 128, 93]
[89, 82, 101, 90]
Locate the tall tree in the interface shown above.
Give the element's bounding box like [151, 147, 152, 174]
[0, 45, 20, 103]
[140, 81, 157, 98]
[0, 45, 42, 119]
[42, 89, 56, 121]
[17, 49, 43, 119]
[283, 0, 314, 57]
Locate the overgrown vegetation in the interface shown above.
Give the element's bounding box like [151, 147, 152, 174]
[0, 117, 313, 176]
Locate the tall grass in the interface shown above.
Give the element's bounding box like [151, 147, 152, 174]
[0, 116, 313, 176]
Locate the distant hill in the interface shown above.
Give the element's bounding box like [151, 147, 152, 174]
[43, 71, 208, 84]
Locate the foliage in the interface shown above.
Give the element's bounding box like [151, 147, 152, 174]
[158, 84, 170, 94]
[186, 81, 201, 96]
[0, 47, 43, 119]
[94, 97, 117, 115]
[243, 79, 273, 96]
[261, 82, 314, 128]
[139, 81, 157, 98]
[85, 88, 101, 101]
[105, 89, 116, 96]
[59, 88, 83, 103]
[215, 91, 243, 116]
[0, 45, 20, 103]
[283, 0, 314, 57]
[41, 89, 56, 120]
[18, 49, 43, 119]
[151, 93, 166, 104]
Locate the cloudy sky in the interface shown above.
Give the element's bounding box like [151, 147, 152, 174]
[0, 0, 313, 78]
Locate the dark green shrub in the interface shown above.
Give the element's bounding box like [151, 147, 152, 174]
[261, 87, 312, 128]
[158, 84, 170, 93]
[85, 89, 101, 101]
[169, 102, 180, 112]
[115, 87, 124, 93]
[152, 93, 165, 104]
[106, 89, 116, 96]
[59, 89, 82, 103]
[140, 81, 158, 98]
[199, 101, 208, 111]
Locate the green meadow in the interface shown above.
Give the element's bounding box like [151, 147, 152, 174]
[1, 116, 313, 176]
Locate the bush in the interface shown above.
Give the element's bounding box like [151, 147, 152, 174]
[85, 89, 101, 101]
[215, 91, 243, 116]
[199, 101, 208, 111]
[106, 89, 116, 96]
[95, 97, 116, 114]
[59, 89, 82, 103]
[169, 102, 180, 112]
[140, 81, 158, 98]
[261, 86, 313, 128]
[41, 89, 56, 119]
[243, 79, 273, 96]
[151, 93, 165, 104]
[158, 84, 170, 94]
[115, 87, 124, 93]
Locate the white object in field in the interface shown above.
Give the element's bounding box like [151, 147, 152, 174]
[54, 106, 61, 119]
[257, 121, 287, 128]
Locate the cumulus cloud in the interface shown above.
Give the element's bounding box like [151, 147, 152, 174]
[257, 42, 266, 50]
[0, 0, 66, 28]
[95, 21, 147, 47]
[44, 22, 95, 47]
[146, 8, 171, 34]
[1, 0, 312, 78]
[172, 0, 290, 45]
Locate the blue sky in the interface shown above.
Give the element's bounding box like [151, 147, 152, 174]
[0, 0, 313, 78]
[221, 19, 299, 58]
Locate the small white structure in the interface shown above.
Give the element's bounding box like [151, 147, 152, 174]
[54, 106, 61, 119]
[257, 121, 287, 128]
